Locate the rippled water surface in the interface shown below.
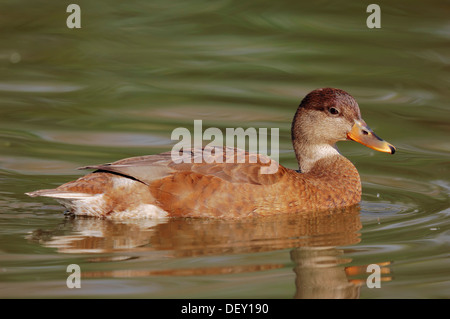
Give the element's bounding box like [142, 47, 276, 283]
[0, 0, 449, 298]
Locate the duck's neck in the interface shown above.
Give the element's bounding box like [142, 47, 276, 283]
[294, 143, 341, 173]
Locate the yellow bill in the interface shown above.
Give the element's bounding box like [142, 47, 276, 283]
[347, 120, 395, 154]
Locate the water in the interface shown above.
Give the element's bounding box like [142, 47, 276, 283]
[0, 0, 449, 298]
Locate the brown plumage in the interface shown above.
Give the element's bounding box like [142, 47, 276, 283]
[26, 88, 395, 219]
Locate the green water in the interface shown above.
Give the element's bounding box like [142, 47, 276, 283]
[0, 0, 449, 298]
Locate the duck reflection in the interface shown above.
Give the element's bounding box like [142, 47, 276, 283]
[27, 205, 392, 298]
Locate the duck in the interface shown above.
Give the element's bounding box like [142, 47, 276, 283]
[26, 88, 395, 219]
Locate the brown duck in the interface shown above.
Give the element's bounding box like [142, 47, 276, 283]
[26, 88, 395, 219]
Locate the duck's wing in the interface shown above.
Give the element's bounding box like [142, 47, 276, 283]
[79, 146, 286, 186]
[79, 152, 175, 185]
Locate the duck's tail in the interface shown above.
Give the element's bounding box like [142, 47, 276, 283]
[26, 189, 108, 217]
[25, 189, 96, 200]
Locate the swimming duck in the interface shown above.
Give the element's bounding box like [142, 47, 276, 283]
[26, 88, 395, 219]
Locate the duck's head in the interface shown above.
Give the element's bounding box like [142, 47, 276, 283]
[291, 88, 395, 172]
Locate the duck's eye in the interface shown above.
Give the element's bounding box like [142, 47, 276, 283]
[328, 107, 339, 115]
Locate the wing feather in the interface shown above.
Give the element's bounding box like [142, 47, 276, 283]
[79, 146, 286, 186]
